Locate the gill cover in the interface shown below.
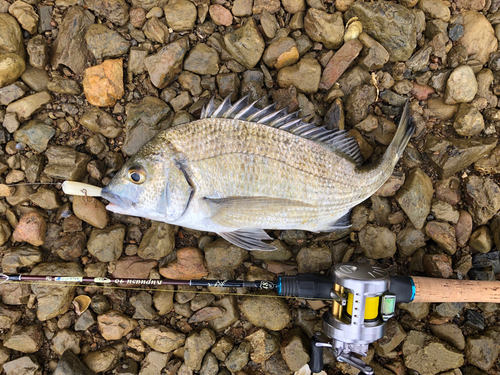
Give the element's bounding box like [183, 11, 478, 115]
[161, 160, 193, 221]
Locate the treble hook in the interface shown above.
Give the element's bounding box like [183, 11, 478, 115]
[81, 189, 94, 204]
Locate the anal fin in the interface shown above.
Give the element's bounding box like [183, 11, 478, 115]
[219, 229, 276, 251]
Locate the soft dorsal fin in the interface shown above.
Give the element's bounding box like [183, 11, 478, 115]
[201, 95, 364, 165]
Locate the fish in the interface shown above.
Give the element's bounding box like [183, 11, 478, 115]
[101, 95, 414, 251]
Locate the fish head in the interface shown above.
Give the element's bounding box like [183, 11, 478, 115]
[101, 148, 193, 222]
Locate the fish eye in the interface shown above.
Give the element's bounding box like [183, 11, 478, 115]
[127, 166, 146, 184]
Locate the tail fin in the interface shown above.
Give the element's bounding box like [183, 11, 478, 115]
[388, 99, 414, 160]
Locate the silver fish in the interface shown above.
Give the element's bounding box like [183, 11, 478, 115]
[102, 95, 414, 251]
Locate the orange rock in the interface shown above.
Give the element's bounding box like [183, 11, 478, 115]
[319, 39, 363, 90]
[12, 211, 46, 246]
[83, 59, 124, 107]
[412, 82, 435, 101]
[209, 5, 233, 26]
[72, 196, 108, 229]
[160, 247, 208, 280]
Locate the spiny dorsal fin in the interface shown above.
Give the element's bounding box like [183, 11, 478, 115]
[201, 94, 364, 165]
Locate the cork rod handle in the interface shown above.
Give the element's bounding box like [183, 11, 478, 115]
[411, 276, 500, 303]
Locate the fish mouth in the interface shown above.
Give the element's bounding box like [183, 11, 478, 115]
[101, 186, 134, 210]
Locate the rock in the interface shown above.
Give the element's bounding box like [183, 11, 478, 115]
[97, 310, 138, 340]
[0, 82, 26, 106]
[143, 17, 169, 44]
[50, 6, 93, 75]
[225, 341, 252, 373]
[430, 324, 465, 351]
[263, 37, 299, 70]
[211, 337, 233, 361]
[396, 225, 425, 257]
[458, 11, 497, 63]
[131, 291, 157, 319]
[425, 221, 456, 255]
[0, 13, 25, 59]
[399, 302, 430, 321]
[403, 330, 463, 375]
[469, 226, 493, 253]
[12, 211, 46, 246]
[75, 310, 96, 332]
[282, 0, 305, 13]
[6, 91, 51, 121]
[137, 221, 175, 260]
[165, 0, 196, 31]
[153, 285, 174, 315]
[83, 59, 124, 107]
[465, 329, 500, 370]
[85, 24, 130, 60]
[122, 96, 173, 155]
[465, 175, 500, 225]
[426, 98, 458, 120]
[20, 66, 49, 92]
[188, 306, 224, 323]
[160, 247, 208, 279]
[184, 44, 219, 76]
[51, 329, 81, 356]
[296, 245, 332, 273]
[0, 53, 25, 88]
[277, 58, 321, 94]
[47, 77, 81, 95]
[424, 135, 497, 178]
[464, 309, 484, 331]
[358, 224, 397, 259]
[252, 240, 292, 261]
[53, 350, 94, 375]
[224, 18, 265, 69]
[0, 301, 22, 328]
[436, 302, 465, 318]
[303, 9, 343, 50]
[348, 1, 418, 62]
[444, 66, 478, 105]
[245, 329, 280, 363]
[79, 107, 122, 138]
[13, 119, 55, 153]
[83, 342, 124, 373]
[128, 47, 148, 76]
[8, 1, 38, 34]
[345, 84, 377, 125]
[431, 200, 459, 224]
[475, 145, 500, 175]
[358, 33, 390, 73]
[423, 254, 453, 278]
[112, 256, 158, 280]
[209, 5, 232, 26]
[319, 39, 363, 90]
[417, 0, 450, 22]
[86, 0, 129, 26]
[140, 325, 185, 353]
[1, 246, 42, 273]
[204, 239, 248, 276]
[453, 103, 484, 136]
[30, 262, 83, 321]
[73, 195, 108, 229]
[241, 295, 290, 331]
[3, 356, 41, 375]
[145, 37, 188, 89]
[87, 225, 125, 262]
[139, 351, 171, 375]
[394, 168, 433, 230]
[260, 10, 277, 39]
[4, 324, 43, 353]
[184, 329, 216, 370]
[373, 319, 406, 357]
[232, 0, 252, 16]
[281, 328, 309, 371]
[208, 296, 239, 332]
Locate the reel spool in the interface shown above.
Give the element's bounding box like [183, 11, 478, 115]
[312, 263, 397, 374]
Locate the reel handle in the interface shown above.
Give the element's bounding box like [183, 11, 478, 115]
[309, 335, 325, 374]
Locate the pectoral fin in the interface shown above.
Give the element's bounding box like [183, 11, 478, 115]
[219, 229, 276, 251]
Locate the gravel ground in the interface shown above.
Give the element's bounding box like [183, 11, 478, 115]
[0, 0, 500, 374]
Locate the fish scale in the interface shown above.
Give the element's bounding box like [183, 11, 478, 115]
[102, 95, 414, 251]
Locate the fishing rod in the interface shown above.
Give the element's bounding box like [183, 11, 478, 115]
[2, 262, 499, 374]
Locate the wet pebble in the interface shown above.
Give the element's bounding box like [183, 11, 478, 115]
[3, 356, 41, 375]
[240, 295, 290, 331]
[51, 329, 81, 356]
[204, 239, 248, 276]
[373, 319, 406, 357]
[97, 310, 138, 340]
[131, 291, 157, 320]
[12, 211, 46, 246]
[72, 196, 108, 229]
[458, 11, 497, 64]
[423, 254, 453, 278]
[224, 18, 265, 69]
[296, 245, 332, 272]
[304, 8, 343, 50]
[153, 285, 174, 315]
[444, 66, 478, 105]
[245, 329, 280, 363]
[13, 119, 55, 153]
[465, 175, 500, 225]
[160, 247, 208, 279]
[277, 58, 321, 94]
[280, 328, 310, 371]
[83, 342, 124, 373]
[140, 325, 185, 353]
[184, 328, 216, 370]
[209, 5, 232, 26]
[83, 59, 124, 107]
[165, 0, 196, 31]
[469, 226, 493, 253]
[6, 91, 51, 122]
[225, 341, 252, 373]
[85, 24, 130, 60]
[4, 324, 43, 353]
[359, 224, 397, 259]
[112, 256, 158, 280]
[86, 0, 129, 26]
[1, 246, 42, 274]
[465, 329, 500, 370]
[263, 37, 299, 70]
[145, 37, 188, 89]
